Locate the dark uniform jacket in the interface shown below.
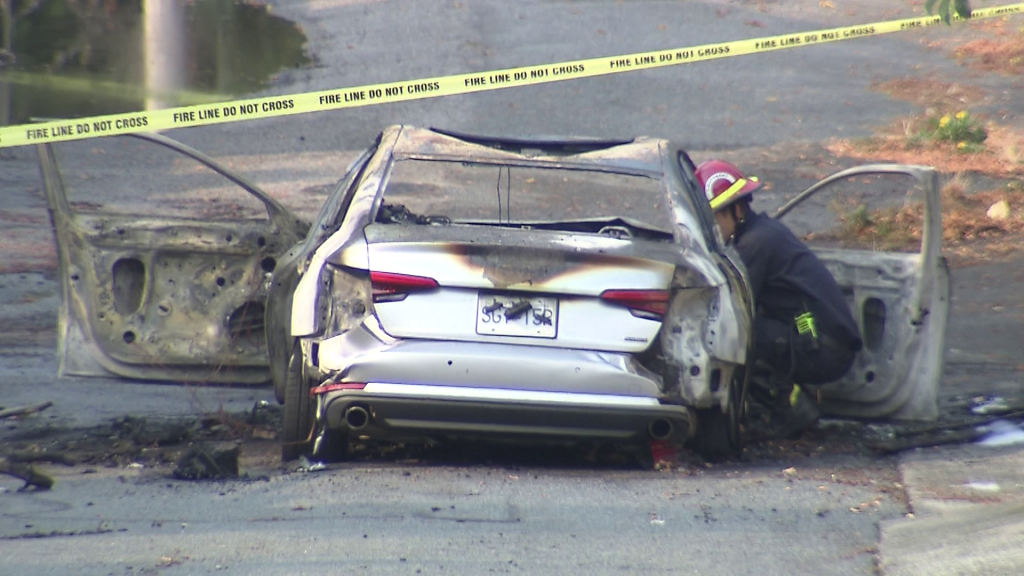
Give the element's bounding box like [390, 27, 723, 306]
[732, 210, 863, 353]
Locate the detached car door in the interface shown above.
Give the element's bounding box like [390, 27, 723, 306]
[37, 132, 308, 384]
[773, 164, 950, 421]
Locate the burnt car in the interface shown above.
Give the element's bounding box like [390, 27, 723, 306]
[36, 125, 949, 463]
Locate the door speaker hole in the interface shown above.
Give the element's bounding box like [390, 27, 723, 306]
[112, 258, 145, 315]
[862, 297, 886, 352]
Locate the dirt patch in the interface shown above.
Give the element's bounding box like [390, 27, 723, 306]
[0, 328, 55, 348]
[0, 228, 57, 274]
[0, 258, 58, 275]
[828, 74, 1024, 261]
[827, 124, 1024, 177]
[767, 457, 908, 508]
[952, 20, 1024, 76]
[852, 74, 1024, 177]
[986, 124, 1024, 167]
[870, 78, 986, 112]
[0, 210, 48, 226]
[955, 38, 1024, 75]
[810, 175, 1024, 263]
[920, 17, 1024, 73]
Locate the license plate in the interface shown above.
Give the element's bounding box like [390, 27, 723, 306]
[476, 294, 558, 338]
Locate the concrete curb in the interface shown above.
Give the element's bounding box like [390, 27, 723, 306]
[878, 443, 1024, 575]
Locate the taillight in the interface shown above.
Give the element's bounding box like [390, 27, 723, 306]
[370, 271, 439, 303]
[600, 289, 670, 319]
[310, 382, 366, 396]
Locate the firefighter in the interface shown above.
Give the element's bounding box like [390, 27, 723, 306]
[694, 160, 864, 438]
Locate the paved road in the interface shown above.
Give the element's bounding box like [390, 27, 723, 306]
[2, 0, 1024, 574]
[1, 446, 901, 576]
[6, 0, 1022, 195]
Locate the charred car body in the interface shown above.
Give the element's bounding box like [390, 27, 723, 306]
[36, 125, 950, 462]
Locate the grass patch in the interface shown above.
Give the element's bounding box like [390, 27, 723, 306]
[840, 109, 987, 153]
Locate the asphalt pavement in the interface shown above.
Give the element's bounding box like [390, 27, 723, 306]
[1, 444, 902, 575]
[3, 0, 1024, 574]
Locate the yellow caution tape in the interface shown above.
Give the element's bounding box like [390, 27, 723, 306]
[1, 3, 1021, 149]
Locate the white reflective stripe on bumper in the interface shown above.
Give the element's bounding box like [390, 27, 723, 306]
[362, 383, 660, 407]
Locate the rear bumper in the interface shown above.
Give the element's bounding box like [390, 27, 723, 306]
[319, 383, 694, 442]
[316, 326, 666, 397]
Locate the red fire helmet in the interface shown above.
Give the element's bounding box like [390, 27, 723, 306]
[694, 160, 763, 212]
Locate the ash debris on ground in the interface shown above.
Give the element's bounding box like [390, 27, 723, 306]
[173, 442, 241, 480]
[3, 378, 1023, 481]
[0, 401, 283, 470]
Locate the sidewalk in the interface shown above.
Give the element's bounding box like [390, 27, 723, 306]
[878, 442, 1024, 575]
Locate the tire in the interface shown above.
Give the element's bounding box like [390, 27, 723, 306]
[694, 408, 730, 463]
[281, 340, 313, 462]
[694, 372, 745, 463]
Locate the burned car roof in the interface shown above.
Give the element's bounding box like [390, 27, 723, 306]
[389, 125, 671, 176]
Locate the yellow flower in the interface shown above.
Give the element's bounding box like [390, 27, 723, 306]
[939, 115, 951, 128]
[956, 111, 968, 120]
[957, 141, 968, 149]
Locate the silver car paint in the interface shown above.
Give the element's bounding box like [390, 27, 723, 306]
[317, 329, 665, 396]
[36, 125, 948, 428]
[293, 130, 951, 430]
[293, 126, 753, 432]
[290, 127, 402, 338]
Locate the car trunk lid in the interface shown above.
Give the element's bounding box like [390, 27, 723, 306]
[350, 224, 676, 352]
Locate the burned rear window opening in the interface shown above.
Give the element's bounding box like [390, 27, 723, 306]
[377, 159, 675, 238]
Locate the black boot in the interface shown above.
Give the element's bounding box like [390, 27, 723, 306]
[770, 385, 821, 439]
[747, 375, 821, 440]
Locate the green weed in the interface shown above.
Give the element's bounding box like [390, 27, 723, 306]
[922, 110, 987, 150]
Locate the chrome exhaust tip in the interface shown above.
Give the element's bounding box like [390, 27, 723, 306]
[648, 418, 674, 441]
[344, 405, 370, 430]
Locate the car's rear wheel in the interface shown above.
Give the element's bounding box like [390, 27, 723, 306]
[281, 340, 313, 462]
[693, 371, 744, 462]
